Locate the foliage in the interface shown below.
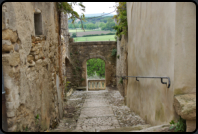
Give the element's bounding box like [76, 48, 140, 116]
[87, 58, 105, 78]
[111, 49, 117, 57]
[57, 2, 86, 31]
[117, 55, 120, 59]
[112, 2, 127, 40]
[25, 126, 28, 132]
[76, 66, 81, 71]
[64, 77, 71, 94]
[73, 70, 76, 75]
[81, 78, 85, 81]
[169, 116, 186, 132]
[72, 33, 77, 37]
[119, 77, 123, 84]
[35, 114, 40, 125]
[68, 16, 116, 31]
[70, 52, 72, 56]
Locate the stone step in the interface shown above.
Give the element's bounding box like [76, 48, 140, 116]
[99, 124, 152, 132]
[130, 124, 172, 132]
[76, 87, 86, 90]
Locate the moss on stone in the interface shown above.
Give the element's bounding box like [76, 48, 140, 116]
[155, 103, 165, 122]
[174, 88, 184, 95]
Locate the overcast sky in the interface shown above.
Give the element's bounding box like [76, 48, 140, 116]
[72, 2, 117, 15]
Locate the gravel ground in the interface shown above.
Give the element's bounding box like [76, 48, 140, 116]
[106, 87, 146, 128]
[51, 87, 147, 132]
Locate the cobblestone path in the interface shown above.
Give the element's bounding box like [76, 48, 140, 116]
[75, 90, 120, 132]
[50, 87, 147, 132]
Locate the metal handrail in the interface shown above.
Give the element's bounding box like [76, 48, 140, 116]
[113, 75, 171, 88]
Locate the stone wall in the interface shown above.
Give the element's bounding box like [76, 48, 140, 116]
[60, 12, 70, 97]
[126, 2, 196, 126]
[67, 41, 117, 89]
[2, 2, 66, 132]
[116, 34, 128, 101]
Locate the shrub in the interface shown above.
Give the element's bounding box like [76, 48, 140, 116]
[119, 77, 123, 84]
[169, 116, 186, 132]
[72, 33, 77, 37]
[111, 48, 117, 57]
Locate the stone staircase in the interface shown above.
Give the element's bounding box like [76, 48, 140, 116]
[99, 124, 173, 132]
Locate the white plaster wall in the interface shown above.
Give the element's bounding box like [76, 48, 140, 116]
[174, 2, 196, 95]
[126, 2, 196, 125]
[127, 2, 175, 125]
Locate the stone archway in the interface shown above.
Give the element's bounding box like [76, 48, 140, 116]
[82, 55, 108, 91]
[68, 41, 117, 89]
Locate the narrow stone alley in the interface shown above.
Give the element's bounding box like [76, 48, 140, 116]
[49, 87, 151, 132]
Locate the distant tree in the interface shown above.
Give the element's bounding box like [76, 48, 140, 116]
[57, 2, 86, 30]
[72, 33, 77, 37]
[87, 58, 105, 78]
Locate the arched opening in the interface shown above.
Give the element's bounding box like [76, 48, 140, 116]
[86, 58, 106, 91]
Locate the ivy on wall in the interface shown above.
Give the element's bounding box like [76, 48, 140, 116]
[113, 2, 127, 40]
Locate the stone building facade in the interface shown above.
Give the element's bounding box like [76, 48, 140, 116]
[116, 34, 128, 102]
[125, 2, 196, 132]
[2, 2, 67, 132]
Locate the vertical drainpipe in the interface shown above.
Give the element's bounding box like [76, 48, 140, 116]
[2, 68, 8, 132]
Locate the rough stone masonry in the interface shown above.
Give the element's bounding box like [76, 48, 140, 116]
[2, 2, 67, 132]
[66, 41, 117, 90]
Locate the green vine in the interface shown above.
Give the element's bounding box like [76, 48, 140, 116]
[64, 77, 71, 95]
[76, 66, 81, 71]
[113, 2, 127, 41]
[169, 116, 186, 132]
[119, 77, 123, 84]
[35, 114, 40, 125]
[111, 48, 117, 57]
[117, 55, 120, 59]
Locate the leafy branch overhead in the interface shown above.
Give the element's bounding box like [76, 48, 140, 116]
[57, 2, 86, 31]
[112, 2, 127, 40]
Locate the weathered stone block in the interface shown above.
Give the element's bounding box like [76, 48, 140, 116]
[186, 120, 196, 132]
[7, 110, 15, 118]
[30, 46, 38, 52]
[28, 60, 35, 67]
[7, 117, 16, 128]
[35, 37, 41, 41]
[35, 55, 39, 60]
[6, 102, 14, 109]
[2, 40, 12, 45]
[35, 59, 43, 65]
[31, 36, 36, 42]
[2, 29, 18, 43]
[8, 124, 17, 132]
[35, 8, 41, 13]
[2, 44, 13, 53]
[8, 52, 20, 67]
[34, 49, 40, 55]
[173, 93, 196, 120]
[38, 51, 44, 59]
[27, 55, 34, 62]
